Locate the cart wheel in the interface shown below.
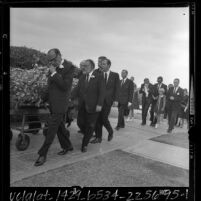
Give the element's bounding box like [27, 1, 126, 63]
[10, 130, 13, 141]
[24, 129, 39, 135]
[31, 129, 40, 135]
[15, 133, 30, 151]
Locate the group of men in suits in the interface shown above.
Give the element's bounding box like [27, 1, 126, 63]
[34, 48, 186, 167]
[73, 57, 134, 149]
[34, 49, 134, 166]
[139, 76, 185, 133]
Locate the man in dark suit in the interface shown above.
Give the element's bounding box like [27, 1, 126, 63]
[71, 59, 105, 152]
[115, 70, 134, 130]
[150, 76, 167, 126]
[164, 83, 174, 119]
[76, 56, 106, 139]
[76, 60, 87, 134]
[139, 78, 154, 125]
[34, 48, 74, 166]
[166, 78, 184, 133]
[89, 56, 106, 138]
[91, 58, 119, 143]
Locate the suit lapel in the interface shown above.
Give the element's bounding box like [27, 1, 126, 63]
[84, 74, 89, 90]
[124, 79, 128, 86]
[171, 87, 174, 95]
[88, 71, 95, 83]
[106, 71, 112, 87]
[120, 79, 124, 87]
[177, 87, 180, 93]
[56, 66, 62, 75]
[85, 71, 95, 91]
[121, 78, 127, 87]
[174, 87, 179, 94]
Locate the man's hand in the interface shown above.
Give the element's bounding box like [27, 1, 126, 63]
[35, 98, 42, 107]
[170, 96, 174, 100]
[49, 64, 56, 74]
[128, 102, 132, 107]
[44, 102, 49, 108]
[96, 105, 102, 112]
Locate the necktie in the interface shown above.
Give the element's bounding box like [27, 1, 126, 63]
[86, 74, 89, 82]
[104, 73, 107, 84]
[122, 79, 124, 86]
[174, 87, 176, 94]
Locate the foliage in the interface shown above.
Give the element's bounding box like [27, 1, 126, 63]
[10, 46, 48, 69]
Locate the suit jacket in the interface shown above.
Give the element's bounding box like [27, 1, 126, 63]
[104, 71, 120, 106]
[118, 78, 134, 105]
[71, 70, 105, 113]
[42, 59, 74, 114]
[139, 83, 154, 103]
[94, 68, 103, 75]
[153, 83, 167, 97]
[166, 87, 184, 112]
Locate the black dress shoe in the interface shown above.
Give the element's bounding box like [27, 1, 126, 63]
[78, 130, 84, 134]
[167, 129, 172, 133]
[81, 146, 87, 153]
[115, 126, 120, 131]
[108, 131, 113, 141]
[57, 149, 68, 155]
[108, 134, 113, 141]
[141, 122, 146, 126]
[90, 138, 102, 144]
[34, 156, 46, 166]
[67, 147, 74, 151]
[150, 122, 154, 127]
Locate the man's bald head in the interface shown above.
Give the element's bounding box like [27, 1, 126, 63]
[79, 60, 87, 74]
[47, 49, 61, 61]
[47, 48, 62, 67]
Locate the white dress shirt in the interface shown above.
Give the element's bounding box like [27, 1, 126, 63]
[121, 77, 127, 85]
[158, 83, 162, 89]
[174, 86, 179, 93]
[104, 70, 110, 83]
[144, 84, 149, 97]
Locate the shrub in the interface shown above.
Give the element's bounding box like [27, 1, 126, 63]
[10, 46, 48, 69]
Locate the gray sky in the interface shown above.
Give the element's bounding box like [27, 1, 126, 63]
[10, 7, 189, 89]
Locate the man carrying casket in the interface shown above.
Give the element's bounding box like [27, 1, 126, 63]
[34, 48, 74, 166]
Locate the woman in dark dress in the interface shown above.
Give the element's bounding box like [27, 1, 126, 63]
[177, 88, 189, 128]
[126, 77, 138, 121]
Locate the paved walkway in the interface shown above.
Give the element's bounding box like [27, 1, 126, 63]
[10, 110, 189, 186]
